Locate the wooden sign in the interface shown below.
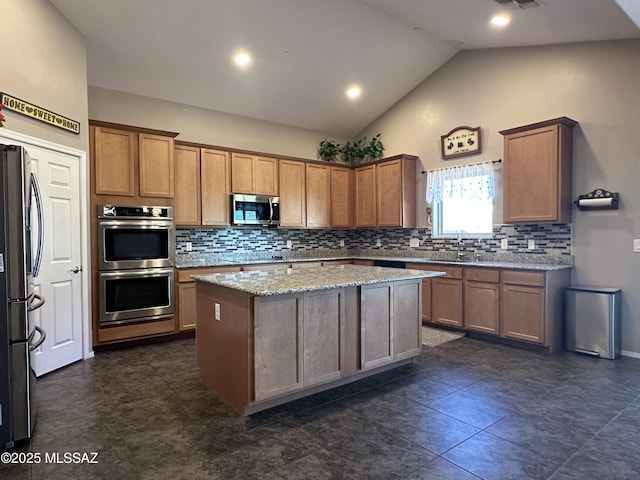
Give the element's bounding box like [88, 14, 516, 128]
[441, 126, 481, 159]
[1, 92, 80, 134]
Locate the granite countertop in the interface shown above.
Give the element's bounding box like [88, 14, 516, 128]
[192, 264, 444, 296]
[177, 253, 574, 272]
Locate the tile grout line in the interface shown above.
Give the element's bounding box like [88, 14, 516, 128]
[546, 392, 640, 479]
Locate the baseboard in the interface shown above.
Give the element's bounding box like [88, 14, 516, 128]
[621, 350, 640, 359]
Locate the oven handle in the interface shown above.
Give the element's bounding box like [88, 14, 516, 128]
[98, 219, 174, 228]
[99, 268, 175, 278]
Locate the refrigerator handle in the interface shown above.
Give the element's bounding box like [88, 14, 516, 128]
[28, 325, 46, 351]
[31, 172, 45, 278]
[27, 293, 45, 312]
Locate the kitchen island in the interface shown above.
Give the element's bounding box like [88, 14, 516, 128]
[194, 264, 444, 415]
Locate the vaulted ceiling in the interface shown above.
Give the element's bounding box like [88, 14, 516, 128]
[50, 0, 640, 136]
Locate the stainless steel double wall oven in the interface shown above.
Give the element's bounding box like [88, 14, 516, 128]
[97, 205, 174, 327]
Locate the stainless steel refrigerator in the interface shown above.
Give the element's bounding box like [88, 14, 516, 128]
[0, 144, 46, 449]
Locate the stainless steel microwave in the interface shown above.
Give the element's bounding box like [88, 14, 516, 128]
[231, 194, 280, 226]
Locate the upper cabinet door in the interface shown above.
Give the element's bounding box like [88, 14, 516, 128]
[139, 133, 175, 198]
[501, 117, 576, 223]
[254, 157, 279, 196]
[174, 145, 201, 225]
[201, 149, 231, 226]
[231, 154, 278, 195]
[330, 166, 352, 228]
[377, 159, 403, 227]
[93, 126, 136, 196]
[354, 164, 377, 228]
[306, 163, 331, 228]
[279, 160, 306, 227]
[231, 153, 254, 193]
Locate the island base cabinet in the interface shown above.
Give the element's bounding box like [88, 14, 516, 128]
[254, 295, 304, 401]
[361, 283, 393, 370]
[303, 289, 345, 387]
[196, 278, 424, 415]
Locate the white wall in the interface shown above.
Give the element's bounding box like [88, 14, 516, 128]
[0, 0, 88, 154]
[88, 86, 350, 160]
[359, 39, 640, 356]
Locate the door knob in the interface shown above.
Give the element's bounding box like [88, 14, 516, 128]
[70, 266, 82, 274]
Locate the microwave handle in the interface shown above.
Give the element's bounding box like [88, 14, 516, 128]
[269, 198, 274, 222]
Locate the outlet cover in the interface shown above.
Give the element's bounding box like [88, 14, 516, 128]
[186, 242, 193, 252]
[500, 239, 508, 249]
[214, 302, 221, 321]
[528, 239, 536, 250]
[634, 239, 640, 252]
[409, 238, 419, 248]
[286, 240, 293, 249]
[376, 239, 382, 247]
[339, 240, 345, 247]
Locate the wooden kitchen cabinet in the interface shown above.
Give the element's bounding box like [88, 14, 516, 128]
[355, 155, 417, 228]
[231, 153, 278, 195]
[93, 126, 136, 196]
[432, 277, 463, 327]
[254, 294, 304, 400]
[355, 164, 377, 227]
[393, 280, 422, 360]
[500, 271, 545, 344]
[174, 145, 230, 226]
[139, 133, 175, 198]
[201, 149, 231, 225]
[500, 117, 576, 223]
[174, 145, 201, 225]
[91, 121, 178, 201]
[306, 163, 331, 228]
[464, 268, 500, 335]
[279, 160, 306, 227]
[360, 282, 393, 370]
[302, 289, 345, 386]
[330, 166, 353, 228]
[176, 266, 241, 330]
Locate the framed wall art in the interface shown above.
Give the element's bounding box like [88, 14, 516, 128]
[441, 126, 481, 160]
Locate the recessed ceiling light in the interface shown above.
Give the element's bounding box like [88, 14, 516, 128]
[346, 86, 361, 99]
[234, 52, 251, 66]
[490, 14, 511, 26]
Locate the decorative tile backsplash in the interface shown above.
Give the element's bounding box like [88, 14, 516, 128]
[176, 224, 572, 264]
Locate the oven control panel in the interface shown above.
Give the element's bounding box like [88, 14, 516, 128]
[98, 205, 173, 220]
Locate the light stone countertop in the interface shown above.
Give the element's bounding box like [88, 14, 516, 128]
[177, 253, 574, 272]
[192, 264, 444, 296]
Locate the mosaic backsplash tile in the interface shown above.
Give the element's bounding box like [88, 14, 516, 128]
[176, 224, 572, 264]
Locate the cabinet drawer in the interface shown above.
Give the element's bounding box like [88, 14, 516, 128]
[177, 266, 241, 282]
[464, 268, 499, 283]
[501, 270, 545, 287]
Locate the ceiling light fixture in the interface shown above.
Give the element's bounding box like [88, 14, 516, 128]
[346, 86, 361, 99]
[234, 52, 251, 66]
[490, 14, 511, 26]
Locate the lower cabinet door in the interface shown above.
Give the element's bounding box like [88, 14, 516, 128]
[501, 284, 545, 344]
[393, 280, 422, 360]
[254, 294, 304, 401]
[303, 289, 344, 386]
[431, 278, 463, 327]
[360, 282, 393, 370]
[464, 281, 499, 334]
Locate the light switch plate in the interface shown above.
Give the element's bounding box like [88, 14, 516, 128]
[409, 238, 419, 248]
[500, 239, 508, 249]
[634, 239, 640, 252]
[528, 239, 536, 250]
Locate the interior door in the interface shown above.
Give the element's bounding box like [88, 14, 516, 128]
[28, 145, 83, 375]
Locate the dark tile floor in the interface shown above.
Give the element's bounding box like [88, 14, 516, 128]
[2, 335, 640, 479]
